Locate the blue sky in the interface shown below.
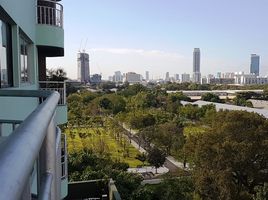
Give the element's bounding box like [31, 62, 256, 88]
[47, 0, 268, 79]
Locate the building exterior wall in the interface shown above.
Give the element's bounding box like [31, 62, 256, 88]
[250, 54, 260, 76]
[0, 1, 67, 198]
[77, 52, 90, 83]
[193, 48, 201, 83]
[125, 72, 141, 83]
[181, 73, 190, 83]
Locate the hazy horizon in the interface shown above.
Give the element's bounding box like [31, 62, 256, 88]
[47, 0, 268, 80]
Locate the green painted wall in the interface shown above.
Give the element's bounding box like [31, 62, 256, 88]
[36, 25, 64, 48]
[55, 105, 68, 125]
[0, 0, 36, 41]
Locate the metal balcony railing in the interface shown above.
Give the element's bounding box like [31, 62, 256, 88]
[37, 0, 63, 28]
[0, 90, 66, 200]
[61, 133, 68, 179]
[39, 81, 66, 105]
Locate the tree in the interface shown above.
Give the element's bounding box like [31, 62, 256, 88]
[127, 113, 156, 130]
[201, 92, 221, 103]
[233, 95, 253, 107]
[155, 122, 184, 154]
[147, 147, 166, 173]
[187, 110, 268, 199]
[99, 97, 112, 110]
[254, 183, 268, 200]
[46, 67, 67, 81]
[136, 126, 155, 149]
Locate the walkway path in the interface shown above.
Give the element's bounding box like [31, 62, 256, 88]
[119, 122, 189, 173]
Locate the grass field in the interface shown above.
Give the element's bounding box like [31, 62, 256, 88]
[66, 127, 144, 167]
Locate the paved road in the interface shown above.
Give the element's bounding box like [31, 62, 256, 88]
[119, 122, 189, 173]
[141, 179, 162, 185]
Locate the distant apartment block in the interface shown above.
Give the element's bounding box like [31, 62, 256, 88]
[250, 54, 260, 76]
[223, 72, 235, 78]
[207, 78, 235, 85]
[77, 52, 90, 83]
[216, 72, 222, 78]
[90, 74, 102, 84]
[234, 72, 268, 85]
[113, 71, 123, 82]
[181, 73, 191, 83]
[125, 72, 142, 83]
[174, 74, 180, 82]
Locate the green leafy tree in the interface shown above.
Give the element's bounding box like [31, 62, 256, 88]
[147, 147, 166, 173]
[46, 67, 67, 81]
[155, 122, 184, 154]
[254, 183, 268, 200]
[201, 92, 221, 103]
[187, 110, 268, 200]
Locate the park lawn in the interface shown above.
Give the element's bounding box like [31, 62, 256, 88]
[66, 127, 144, 167]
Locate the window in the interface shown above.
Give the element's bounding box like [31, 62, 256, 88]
[0, 19, 12, 88]
[20, 36, 30, 83]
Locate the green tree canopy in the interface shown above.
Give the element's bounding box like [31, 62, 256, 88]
[187, 110, 268, 200]
[201, 92, 221, 103]
[147, 147, 166, 173]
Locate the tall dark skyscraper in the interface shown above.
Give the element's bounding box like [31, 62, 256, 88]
[250, 54, 260, 76]
[193, 48, 201, 83]
[77, 52, 90, 82]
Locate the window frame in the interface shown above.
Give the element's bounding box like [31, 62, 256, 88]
[0, 17, 13, 88]
[19, 34, 31, 84]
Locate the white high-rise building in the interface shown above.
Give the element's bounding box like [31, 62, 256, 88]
[193, 48, 201, 83]
[77, 52, 90, 83]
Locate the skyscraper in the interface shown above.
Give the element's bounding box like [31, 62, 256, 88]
[250, 54, 260, 76]
[145, 71, 149, 81]
[77, 52, 90, 83]
[165, 72, 170, 82]
[193, 48, 201, 83]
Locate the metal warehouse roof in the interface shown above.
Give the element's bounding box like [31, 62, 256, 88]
[181, 100, 268, 119]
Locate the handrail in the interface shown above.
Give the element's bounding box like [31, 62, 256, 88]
[0, 89, 52, 98]
[39, 173, 53, 200]
[0, 91, 60, 200]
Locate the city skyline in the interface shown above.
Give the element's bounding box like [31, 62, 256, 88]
[47, 0, 268, 79]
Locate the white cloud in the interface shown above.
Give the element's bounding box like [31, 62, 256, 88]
[91, 48, 185, 60]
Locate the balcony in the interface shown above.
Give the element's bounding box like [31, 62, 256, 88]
[0, 90, 68, 199]
[39, 81, 68, 125]
[39, 81, 66, 105]
[37, 0, 63, 28]
[66, 179, 121, 200]
[36, 0, 64, 54]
